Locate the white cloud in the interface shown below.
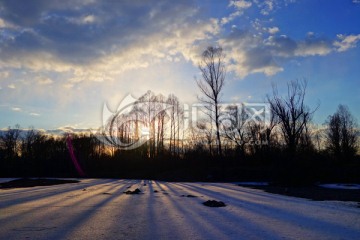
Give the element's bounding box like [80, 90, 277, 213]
[80, 14, 95, 23]
[0, 18, 5, 28]
[69, 14, 97, 25]
[295, 39, 332, 56]
[253, 0, 297, 15]
[229, 0, 252, 9]
[0, 17, 16, 28]
[221, 11, 242, 25]
[63, 83, 74, 89]
[268, 27, 279, 34]
[8, 84, 16, 89]
[222, 0, 252, 25]
[0, 52, 74, 72]
[334, 34, 360, 52]
[30, 112, 40, 116]
[262, 0, 275, 15]
[0, 71, 10, 78]
[11, 107, 22, 112]
[37, 77, 54, 85]
[219, 28, 345, 78]
[254, 0, 276, 15]
[53, 126, 90, 135]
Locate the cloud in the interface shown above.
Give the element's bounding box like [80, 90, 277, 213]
[254, 0, 276, 15]
[37, 77, 53, 85]
[264, 35, 297, 57]
[229, 0, 252, 9]
[8, 84, 16, 89]
[295, 40, 332, 56]
[69, 14, 97, 25]
[11, 107, 22, 111]
[219, 29, 282, 77]
[46, 126, 91, 136]
[30, 112, 40, 116]
[0, 18, 5, 27]
[0, 1, 358, 86]
[222, 0, 252, 25]
[334, 34, 360, 52]
[219, 29, 340, 78]
[268, 27, 280, 34]
[253, 0, 298, 15]
[0, 0, 95, 27]
[0, 0, 220, 87]
[261, 0, 275, 15]
[0, 71, 10, 78]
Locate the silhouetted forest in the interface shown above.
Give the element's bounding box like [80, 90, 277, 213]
[0, 90, 359, 185]
[1, 47, 359, 185]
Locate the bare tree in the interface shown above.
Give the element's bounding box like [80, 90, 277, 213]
[167, 94, 183, 156]
[325, 104, 358, 159]
[0, 124, 21, 160]
[222, 104, 250, 158]
[196, 46, 226, 157]
[196, 119, 214, 155]
[267, 79, 317, 155]
[21, 127, 38, 166]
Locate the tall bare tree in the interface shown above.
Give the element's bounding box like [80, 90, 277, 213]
[325, 104, 358, 159]
[167, 94, 183, 156]
[267, 79, 317, 155]
[196, 46, 226, 157]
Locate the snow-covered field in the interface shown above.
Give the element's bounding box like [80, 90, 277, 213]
[319, 183, 360, 190]
[0, 179, 359, 240]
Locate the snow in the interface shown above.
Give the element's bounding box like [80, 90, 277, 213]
[318, 183, 360, 190]
[0, 178, 18, 184]
[236, 182, 269, 186]
[0, 179, 359, 240]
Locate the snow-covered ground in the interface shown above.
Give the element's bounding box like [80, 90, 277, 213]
[0, 179, 359, 240]
[0, 178, 18, 184]
[319, 183, 360, 190]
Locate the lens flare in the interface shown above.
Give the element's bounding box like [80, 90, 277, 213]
[66, 135, 85, 177]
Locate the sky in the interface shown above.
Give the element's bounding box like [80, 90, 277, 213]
[0, 0, 359, 132]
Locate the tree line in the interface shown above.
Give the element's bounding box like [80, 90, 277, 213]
[0, 46, 359, 184]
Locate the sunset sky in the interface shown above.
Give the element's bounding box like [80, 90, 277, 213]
[1, 0, 359, 131]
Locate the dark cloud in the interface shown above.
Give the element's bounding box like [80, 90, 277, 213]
[0, 0, 90, 26]
[265, 35, 297, 57]
[244, 47, 277, 69]
[0, 0, 48, 26]
[0, 0, 199, 65]
[0, 0, 350, 79]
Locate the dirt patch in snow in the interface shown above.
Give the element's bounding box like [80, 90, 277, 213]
[0, 178, 79, 189]
[181, 194, 197, 198]
[124, 188, 142, 194]
[203, 200, 226, 207]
